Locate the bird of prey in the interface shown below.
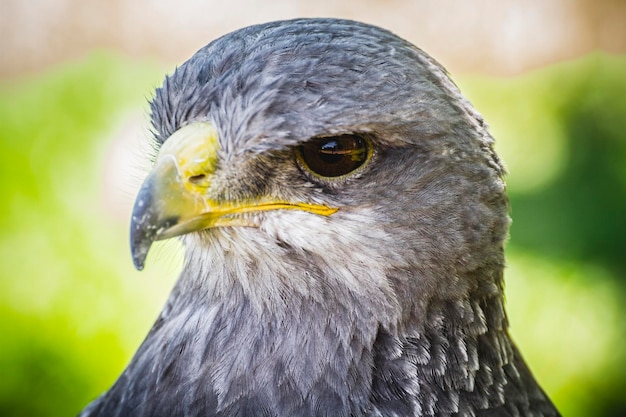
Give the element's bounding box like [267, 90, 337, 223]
[80, 18, 560, 417]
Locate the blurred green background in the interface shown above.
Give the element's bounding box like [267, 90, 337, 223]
[1, 2, 626, 417]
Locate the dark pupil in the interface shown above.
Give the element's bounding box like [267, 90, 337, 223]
[300, 135, 368, 177]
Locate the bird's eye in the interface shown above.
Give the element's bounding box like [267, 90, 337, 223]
[297, 134, 372, 178]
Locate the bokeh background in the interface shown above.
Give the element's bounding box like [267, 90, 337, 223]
[1, 1, 625, 416]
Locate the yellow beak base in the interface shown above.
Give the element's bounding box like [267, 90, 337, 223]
[129, 122, 337, 270]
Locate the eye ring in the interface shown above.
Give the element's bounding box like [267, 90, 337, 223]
[296, 134, 374, 180]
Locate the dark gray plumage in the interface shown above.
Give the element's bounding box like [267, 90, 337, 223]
[80, 18, 560, 417]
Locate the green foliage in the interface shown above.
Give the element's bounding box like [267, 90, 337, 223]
[0, 52, 180, 416]
[0, 52, 624, 417]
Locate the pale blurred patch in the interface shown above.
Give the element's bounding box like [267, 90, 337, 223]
[1, 0, 626, 78]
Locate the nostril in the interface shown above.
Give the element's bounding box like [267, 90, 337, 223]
[188, 174, 207, 185]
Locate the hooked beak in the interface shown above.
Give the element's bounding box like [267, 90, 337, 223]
[130, 122, 337, 270]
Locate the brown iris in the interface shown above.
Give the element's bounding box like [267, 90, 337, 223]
[298, 134, 371, 178]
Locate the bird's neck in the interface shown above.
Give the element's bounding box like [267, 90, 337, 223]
[102, 259, 528, 416]
[150, 260, 516, 411]
[116, 226, 523, 415]
[144, 273, 390, 413]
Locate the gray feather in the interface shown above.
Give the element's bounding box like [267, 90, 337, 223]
[81, 18, 559, 417]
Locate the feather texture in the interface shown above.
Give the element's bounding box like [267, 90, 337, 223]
[80, 18, 560, 417]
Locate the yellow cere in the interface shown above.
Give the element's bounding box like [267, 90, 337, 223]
[157, 121, 220, 189]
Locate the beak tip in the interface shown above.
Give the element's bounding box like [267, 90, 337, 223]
[130, 235, 150, 271]
[130, 214, 178, 271]
[129, 184, 158, 272]
[130, 211, 155, 271]
[133, 259, 146, 271]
